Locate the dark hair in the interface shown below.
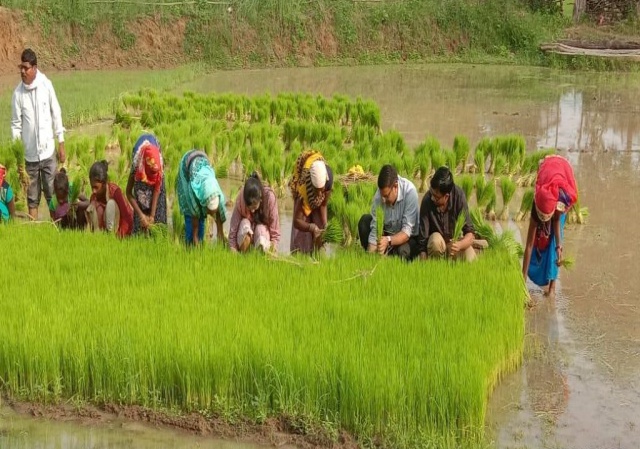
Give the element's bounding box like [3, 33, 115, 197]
[21, 48, 37, 66]
[430, 166, 454, 195]
[377, 164, 398, 189]
[89, 160, 109, 183]
[244, 172, 268, 225]
[53, 168, 69, 195]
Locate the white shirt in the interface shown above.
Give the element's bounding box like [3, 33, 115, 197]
[11, 70, 65, 163]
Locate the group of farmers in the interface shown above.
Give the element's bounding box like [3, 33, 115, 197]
[0, 49, 578, 296]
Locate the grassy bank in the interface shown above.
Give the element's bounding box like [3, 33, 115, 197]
[0, 0, 568, 69]
[0, 224, 525, 448]
[0, 64, 205, 142]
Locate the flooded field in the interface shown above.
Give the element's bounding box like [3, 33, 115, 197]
[3, 64, 640, 448]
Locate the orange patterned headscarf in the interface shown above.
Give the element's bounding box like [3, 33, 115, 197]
[134, 143, 163, 189]
[0, 164, 6, 186]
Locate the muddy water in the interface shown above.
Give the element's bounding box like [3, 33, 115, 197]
[5, 64, 640, 448]
[0, 406, 273, 449]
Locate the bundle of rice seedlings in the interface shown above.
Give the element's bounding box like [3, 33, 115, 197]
[94, 134, 107, 161]
[453, 135, 471, 173]
[484, 181, 497, 221]
[452, 211, 466, 242]
[171, 200, 185, 242]
[323, 218, 344, 245]
[444, 150, 458, 173]
[344, 202, 363, 246]
[470, 208, 522, 259]
[431, 150, 446, 174]
[516, 172, 537, 187]
[415, 152, 431, 193]
[515, 188, 534, 221]
[499, 177, 517, 221]
[493, 154, 507, 177]
[328, 182, 346, 219]
[376, 205, 384, 242]
[474, 148, 486, 175]
[459, 174, 475, 202]
[475, 176, 487, 208]
[215, 159, 230, 179]
[559, 256, 575, 270]
[148, 223, 170, 241]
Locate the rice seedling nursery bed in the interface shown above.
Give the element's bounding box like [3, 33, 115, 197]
[0, 225, 525, 448]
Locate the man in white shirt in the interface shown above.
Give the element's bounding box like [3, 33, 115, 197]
[11, 48, 66, 220]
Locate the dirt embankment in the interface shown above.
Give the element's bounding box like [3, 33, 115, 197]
[0, 7, 187, 74]
[8, 397, 360, 449]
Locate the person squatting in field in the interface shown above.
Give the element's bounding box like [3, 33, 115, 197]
[522, 155, 578, 296]
[358, 164, 420, 261]
[49, 168, 89, 230]
[125, 134, 168, 235]
[228, 172, 280, 253]
[11, 48, 65, 221]
[418, 166, 477, 262]
[0, 164, 16, 223]
[176, 149, 226, 245]
[289, 150, 333, 254]
[86, 161, 134, 238]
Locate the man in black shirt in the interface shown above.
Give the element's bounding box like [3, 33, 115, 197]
[418, 166, 476, 261]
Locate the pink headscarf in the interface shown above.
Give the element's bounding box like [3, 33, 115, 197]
[534, 155, 578, 221]
[0, 164, 6, 186]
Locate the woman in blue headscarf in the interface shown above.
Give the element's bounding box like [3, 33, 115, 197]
[176, 150, 226, 245]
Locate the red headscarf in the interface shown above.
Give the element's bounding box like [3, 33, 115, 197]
[0, 164, 6, 186]
[134, 144, 163, 190]
[534, 155, 578, 221]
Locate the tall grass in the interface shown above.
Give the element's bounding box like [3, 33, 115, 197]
[0, 224, 525, 448]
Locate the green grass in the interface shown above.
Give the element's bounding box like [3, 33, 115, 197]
[0, 224, 525, 448]
[0, 64, 206, 142]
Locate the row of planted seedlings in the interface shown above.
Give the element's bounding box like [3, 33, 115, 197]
[0, 223, 526, 449]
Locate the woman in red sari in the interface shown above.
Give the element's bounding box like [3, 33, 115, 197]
[522, 155, 578, 296]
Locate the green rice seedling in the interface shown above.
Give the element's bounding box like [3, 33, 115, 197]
[323, 218, 344, 245]
[499, 177, 517, 221]
[94, 134, 107, 161]
[493, 154, 507, 177]
[431, 150, 446, 174]
[470, 208, 522, 259]
[515, 188, 535, 222]
[484, 180, 497, 221]
[475, 175, 487, 208]
[0, 224, 526, 449]
[560, 256, 575, 270]
[452, 211, 466, 242]
[453, 135, 471, 173]
[444, 150, 458, 174]
[171, 199, 185, 242]
[473, 138, 491, 173]
[215, 159, 230, 179]
[148, 223, 170, 241]
[327, 182, 346, 220]
[474, 147, 486, 175]
[459, 174, 475, 203]
[376, 205, 384, 242]
[344, 202, 365, 245]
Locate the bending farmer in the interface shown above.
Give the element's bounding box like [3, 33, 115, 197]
[86, 161, 133, 238]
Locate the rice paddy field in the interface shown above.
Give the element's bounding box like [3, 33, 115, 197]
[0, 224, 525, 448]
[0, 76, 585, 448]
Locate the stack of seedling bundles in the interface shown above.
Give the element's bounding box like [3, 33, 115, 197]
[0, 224, 526, 448]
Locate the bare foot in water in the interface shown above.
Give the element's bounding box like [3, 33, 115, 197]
[544, 280, 556, 297]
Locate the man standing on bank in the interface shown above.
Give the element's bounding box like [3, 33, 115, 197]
[358, 164, 420, 260]
[11, 48, 65, 221]
[418, 166, 476, 261]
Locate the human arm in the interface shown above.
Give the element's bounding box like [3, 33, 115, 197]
[367, 191, 382, 253]
[553, 211, 563, 266]
[449, 199, 474, 256]
[319, 190, 331, 229]
[149, 183, 161, 225]
[49, 83, 65, 161]
[418, 194, 430, 260]
[215, 209, 225, 244]
[521, 218, 537, 280]
[266, 189, 281, 249]
[126, 173, 149, 229]
[227, 193, 242, 251]
[191, 216, 202, 245]
[10, 91, 22, 141]
[293, 198, 322, 239]
[8, 197, 15, 219]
